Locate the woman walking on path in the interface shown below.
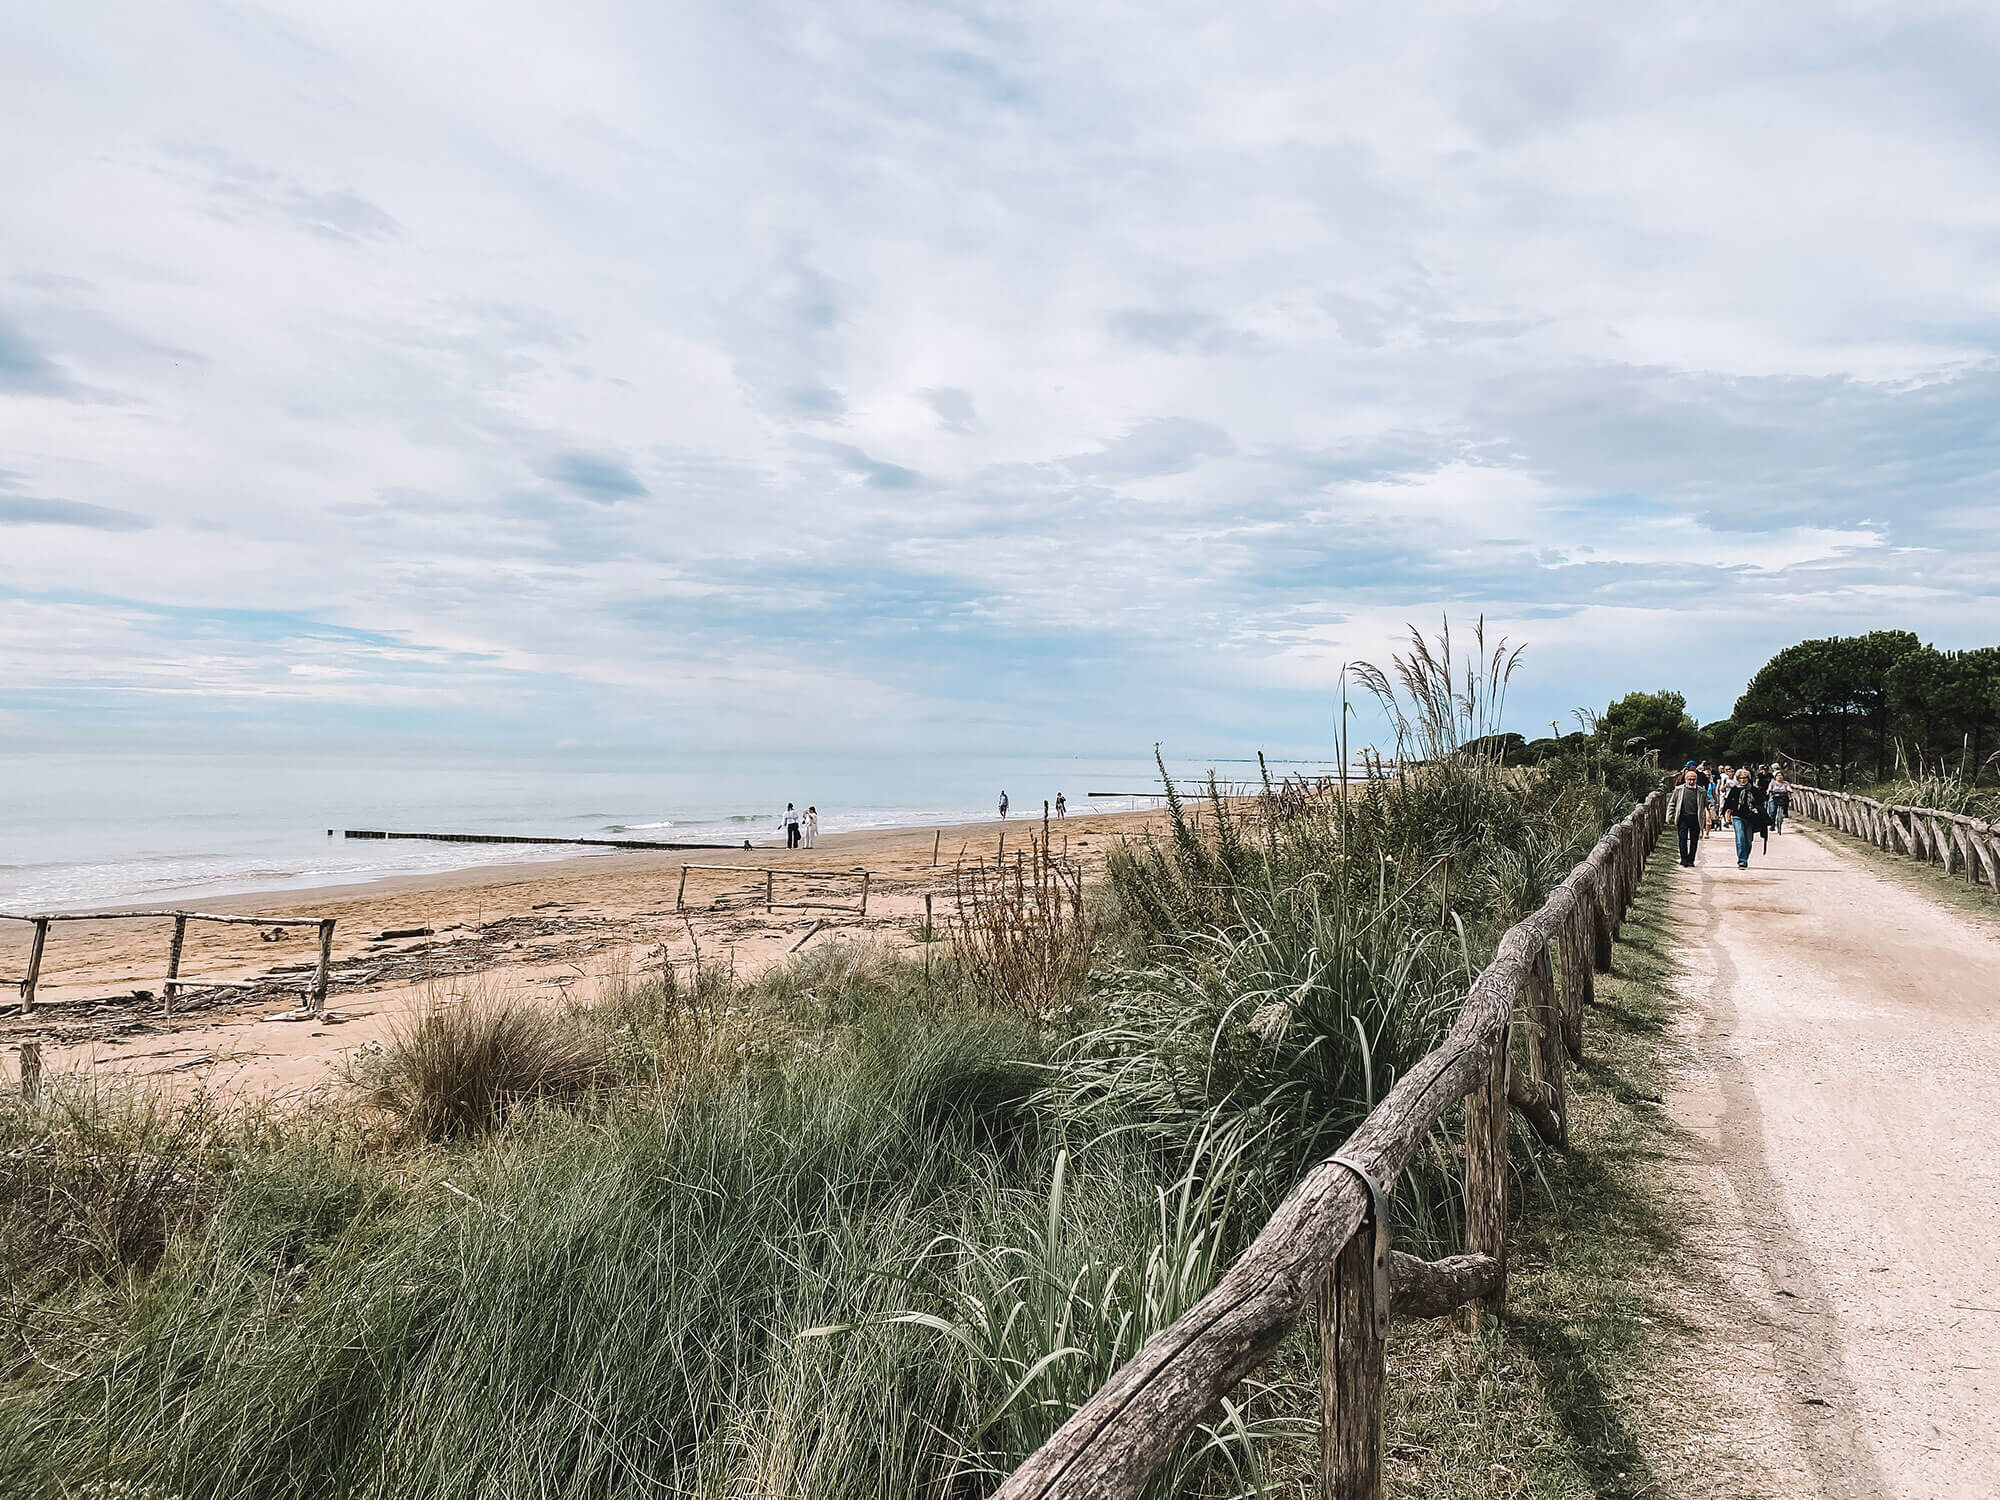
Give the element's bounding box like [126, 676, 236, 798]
[1721, 768, 1766, 869]
[803, 806, 819, 849]
[1671, 767, 1707, 866]
[1767, 769, 1791, 836]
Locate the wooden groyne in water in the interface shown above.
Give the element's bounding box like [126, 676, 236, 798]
[341, 830, 740, 852]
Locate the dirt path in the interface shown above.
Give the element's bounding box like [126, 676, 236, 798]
[1660, 819, 2000, 1498]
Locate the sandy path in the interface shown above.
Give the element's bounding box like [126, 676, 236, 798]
[1, 808, 1167, 1097]
[1662, 819, 2000, 1498]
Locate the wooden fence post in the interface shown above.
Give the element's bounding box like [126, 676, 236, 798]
[164, 913, 188, 1018]
[1318, 1229, 1386, 1498]
[676, 866, 690, 910]
[1589, 877, 1614, 972]
[860, 870, 870, 917]
[1462, 1024, 1510, 1325]
[19, 1041, 41, 1103]
[765, 869, 775, 913]
[1525, 944, 1565, 1146]
[20, 918, 49, 1015]
[310, 919, 334, 1014]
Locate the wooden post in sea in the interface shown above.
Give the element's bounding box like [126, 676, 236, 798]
[164, 914, 188, 1019]
[310, 919, 335, 1014]
[21, 918, 49, 1016]
[19, 1042, 42, 1103]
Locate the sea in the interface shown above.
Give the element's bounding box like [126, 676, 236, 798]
[0, 749, 1333, 914]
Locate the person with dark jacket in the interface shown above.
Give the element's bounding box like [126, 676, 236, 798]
[1669, 767, 1706, 866]
[1767, 769, 1792, 835]
[1721, 768, 1766, 869]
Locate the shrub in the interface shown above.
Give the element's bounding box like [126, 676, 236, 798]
[348, 997, 612, 1140]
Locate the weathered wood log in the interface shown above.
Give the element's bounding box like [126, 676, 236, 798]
[1508, 1067, 1564, 1148]
[1461, 1019, 1510, 1327]
[1318, 1230, 1385, 1498]
[164, 913, 188, 1019]
[1388, 1250, 1505, 1320]
[1521, 944, 1565, 1147]
[310, 919, 335, 1013]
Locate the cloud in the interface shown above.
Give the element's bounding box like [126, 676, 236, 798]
[923, 386, 979, 434]
[543, 451, 648, 501]
[0, 315, 83, 396]
[0, 496, 151, 531]
[0, 2, 1996, 753]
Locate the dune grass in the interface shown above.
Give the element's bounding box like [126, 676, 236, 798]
[1, 641, 1666, 1498]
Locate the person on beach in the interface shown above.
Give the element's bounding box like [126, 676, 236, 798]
[782, 803, 801, 849]
[803, 806, 819, 849]
[999, 790, 1009, 819]
[1055, 792, 1066, 817]
[1720, 768, 1765, 869]
[1767, 769, 1791, 836]
[1670, 767, 1706, 866]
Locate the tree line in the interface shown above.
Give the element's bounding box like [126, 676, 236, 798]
[1592, 632, 2000, 786]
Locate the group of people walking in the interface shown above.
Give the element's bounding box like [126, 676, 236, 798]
[1669, 761, 1792, 870]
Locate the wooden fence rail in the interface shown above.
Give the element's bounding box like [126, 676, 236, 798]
[990, 786, 1670, 1500]
[1790, 785, 2000, 890]
[1, 911, 337, 1019]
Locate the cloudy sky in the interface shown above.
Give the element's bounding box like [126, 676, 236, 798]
[4, 1, 1996, 760]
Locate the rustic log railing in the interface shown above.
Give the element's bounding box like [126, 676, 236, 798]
[990, 786, 1669, 1500]
[1790, 785, 2000, 891]
[1, 910, 338, 1019]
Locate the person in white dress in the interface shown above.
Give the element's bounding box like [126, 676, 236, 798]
[803, 806, 819, 848]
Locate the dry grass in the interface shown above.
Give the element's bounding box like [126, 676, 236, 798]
[947, 834, 1091, 1017]
[347, 995, 613, 1140]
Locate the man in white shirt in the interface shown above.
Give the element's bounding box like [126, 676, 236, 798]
[782, 803, 802, 849]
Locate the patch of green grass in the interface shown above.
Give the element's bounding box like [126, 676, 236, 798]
[1374, 845, 1689, 1500]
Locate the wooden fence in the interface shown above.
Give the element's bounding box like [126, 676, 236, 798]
[1790, 785, 2000, 889]
[1, 911, 338, 1018]
[990, 786, 1670, 1500]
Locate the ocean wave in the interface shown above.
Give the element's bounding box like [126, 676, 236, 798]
[602, 820, 675, 832]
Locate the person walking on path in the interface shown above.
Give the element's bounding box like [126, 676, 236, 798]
[1720, 768, 1765, 869]
[1767, 769, 1791, 836]
[803, 806, 819, 849]
[1671, 766, 1706, 866]
[782, 802, 802, 849]
[998, 790, 1009, 820]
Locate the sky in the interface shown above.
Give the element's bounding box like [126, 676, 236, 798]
[3, 1, 1997, 762]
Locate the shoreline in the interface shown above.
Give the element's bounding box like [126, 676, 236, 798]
[1, 807, 1168, 1098]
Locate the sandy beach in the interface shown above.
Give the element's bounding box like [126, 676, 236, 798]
[1, 808, 1167, 1097]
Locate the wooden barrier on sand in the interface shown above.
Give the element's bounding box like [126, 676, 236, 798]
[1791, 785, 2000, 889]
[1, 910, 339, 1019]
[989, 785, 1669, 1500]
